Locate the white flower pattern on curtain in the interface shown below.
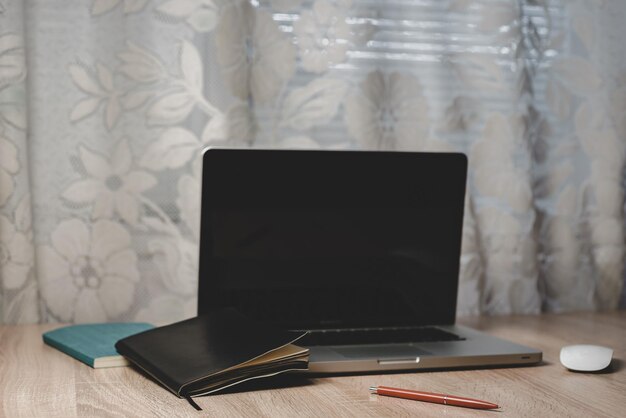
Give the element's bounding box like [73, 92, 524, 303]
[344, 71, 431, 151]
[0, 0, 624, 324]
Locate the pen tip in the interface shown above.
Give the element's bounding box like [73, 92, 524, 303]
[369, 386, 377, 393]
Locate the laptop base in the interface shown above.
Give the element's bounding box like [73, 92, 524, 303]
[305, 325, 542, 373]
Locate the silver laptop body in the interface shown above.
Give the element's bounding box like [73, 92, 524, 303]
[198, 148, 542, 373]
[305, 324, 541, 373]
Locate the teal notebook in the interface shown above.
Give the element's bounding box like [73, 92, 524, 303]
[43, 323, 154, 368]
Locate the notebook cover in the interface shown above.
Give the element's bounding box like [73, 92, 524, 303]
[115, 308, 307, 397]
[43, 323, 154, 368]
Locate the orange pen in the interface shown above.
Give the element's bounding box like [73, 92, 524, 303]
[369, 386, 499, 410]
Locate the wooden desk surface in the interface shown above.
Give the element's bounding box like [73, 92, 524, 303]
[1, 312, 625, 417]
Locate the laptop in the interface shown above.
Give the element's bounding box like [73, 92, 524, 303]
[197, 148, 542, 373]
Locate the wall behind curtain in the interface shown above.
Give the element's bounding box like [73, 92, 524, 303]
[0, 0, 624, 324]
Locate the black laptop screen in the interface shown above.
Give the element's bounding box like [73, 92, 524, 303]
[198, 149, 467, 330]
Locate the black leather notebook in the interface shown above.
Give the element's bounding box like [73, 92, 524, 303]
[115, 308, 308, 402]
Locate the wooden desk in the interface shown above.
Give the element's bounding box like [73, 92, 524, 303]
[1, 312, 625, 417]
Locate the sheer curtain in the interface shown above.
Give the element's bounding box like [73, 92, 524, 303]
[0, 0, 624, 324]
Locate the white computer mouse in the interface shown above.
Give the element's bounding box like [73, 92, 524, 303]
[560, 344, 613, 372]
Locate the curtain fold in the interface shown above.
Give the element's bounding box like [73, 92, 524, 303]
[0, 0, 624, 324]
[0, 1, 38, 323]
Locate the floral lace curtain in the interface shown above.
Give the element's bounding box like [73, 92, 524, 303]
[0, 0, 624, 324]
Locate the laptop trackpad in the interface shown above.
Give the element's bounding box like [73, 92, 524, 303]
[333, 345, 431, 359]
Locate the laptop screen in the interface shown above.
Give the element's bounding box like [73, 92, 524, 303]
[198, 149, 467, 330]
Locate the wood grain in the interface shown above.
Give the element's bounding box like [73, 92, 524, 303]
[1, 312, 624, 417]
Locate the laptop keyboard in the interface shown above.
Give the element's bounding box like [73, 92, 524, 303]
[298, 326, 465, 347]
